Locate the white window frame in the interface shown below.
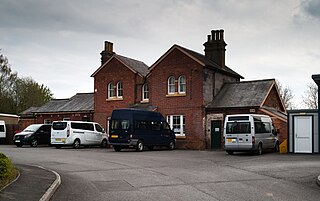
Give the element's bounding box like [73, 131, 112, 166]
[178, 75, 186, 94]
[44, 119, 51, 124]
[63, 117, 71, 121]
[117, 81, 123, 98]
[167, 115, 185, 136]
[142, 83, 149, 101]
[107, 82, 115, 98]
[168, 76, 175, 94]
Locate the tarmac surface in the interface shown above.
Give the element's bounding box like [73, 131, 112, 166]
[0, 164, 59, 201]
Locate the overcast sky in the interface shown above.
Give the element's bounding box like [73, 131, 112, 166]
[1, 0, 319, 108]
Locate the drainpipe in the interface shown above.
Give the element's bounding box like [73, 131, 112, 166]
[312, 74, 320, 153]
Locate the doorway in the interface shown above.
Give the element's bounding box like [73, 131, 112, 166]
[211, 120, 222, 149]
[294, 116, 313, 153]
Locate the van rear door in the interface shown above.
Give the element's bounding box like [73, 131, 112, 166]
[109, 119, 131, 143]
[225, 117, 252, 150]
[51, 122, 68, 144]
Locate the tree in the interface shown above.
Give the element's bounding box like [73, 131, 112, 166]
[276, 80, 294, 109]
[0, 51, 53, 114]
[302, 82, 318, 109]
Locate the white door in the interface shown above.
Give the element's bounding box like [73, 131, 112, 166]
[294, 116, 312, 153]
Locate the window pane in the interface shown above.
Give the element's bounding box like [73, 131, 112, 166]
[143, 84, 149, 100]
[168, 76, 175, 94]
[117, 81, 123, 97]
[226, 122, 251, 134]
[179, 75, 186, 93]
[108, 82, 114, 98]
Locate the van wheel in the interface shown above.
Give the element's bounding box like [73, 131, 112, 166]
[73, 139, 81, 149]
[136, 140, 144, 152]
[113, 146, 121, 152]
[31, 139, 38, 147]
[257, 144, 263, 155]
[168, 140, 175, 150]
[226, 151, 234, 155]
[101, 140, 108, 148]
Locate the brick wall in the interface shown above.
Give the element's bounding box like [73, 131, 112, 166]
[148, 48, 206, 149]
[93, 58, 144, 129]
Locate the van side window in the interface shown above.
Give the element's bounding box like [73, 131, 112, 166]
[162, 122, 171, 130]
[254, 122, 271, 133]
[151, 121, 161, 131]
[95, 124, 103, 132]
[135, 121, 149, 130]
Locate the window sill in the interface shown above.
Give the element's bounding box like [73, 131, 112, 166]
[166, 93, 186, 97]
[106, 97, 123, 101]
[176, 135, 186, 139]
[140, 100, 149, 103]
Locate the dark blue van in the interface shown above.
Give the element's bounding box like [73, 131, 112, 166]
[108, 109, 176, 152]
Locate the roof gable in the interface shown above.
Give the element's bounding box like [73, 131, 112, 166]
[91, 54, 149, 77]
[207, 79, 279, 108]
[149, 44, 243, 79]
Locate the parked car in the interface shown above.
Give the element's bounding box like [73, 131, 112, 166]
[224, 114, 279, 155]
[0, 120, 6, 141]
[51, 121, 108, 149]
[13, 124, 52, 147]
[108, 108, 176, 152]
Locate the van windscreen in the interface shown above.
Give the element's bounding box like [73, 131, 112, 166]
[111, 120, 129, 130]
[52, 122, 67, 130]
[0, 125, 4, 132]
[226, 122, 251, 134]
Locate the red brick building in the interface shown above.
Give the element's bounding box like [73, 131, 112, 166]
[92, 29, 287, 149]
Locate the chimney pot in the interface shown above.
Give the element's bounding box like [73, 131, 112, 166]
[203, 29, 227, 67]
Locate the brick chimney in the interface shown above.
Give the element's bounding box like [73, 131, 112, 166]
[100, 41, 115, 65]
[203, 29, 227, 67]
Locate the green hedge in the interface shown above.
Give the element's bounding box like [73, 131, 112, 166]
[0, 153, 17, 189]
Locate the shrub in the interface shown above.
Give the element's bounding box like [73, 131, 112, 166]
[0, 153, 18, 189]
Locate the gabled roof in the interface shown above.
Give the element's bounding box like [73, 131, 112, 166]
[206, 79, 281, 108]
[149, 44, 244, 79]
[19, 107, 40, 115]
[34, 93, 94, 113]
[91, 54, 149, 77]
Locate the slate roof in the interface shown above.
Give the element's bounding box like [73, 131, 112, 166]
[206, 79, 275, 108]
[19, 106, 40, 115]
[34, 93, 94, 113]
[149, 44, 244, 79]
[91, 54, 149, 77]
[177, 45, 244, 79]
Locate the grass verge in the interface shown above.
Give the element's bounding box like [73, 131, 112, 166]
[0, 153, 19, 190]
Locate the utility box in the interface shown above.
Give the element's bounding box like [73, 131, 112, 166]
[287, 110, 319, 153]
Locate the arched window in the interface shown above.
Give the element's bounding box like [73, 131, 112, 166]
[117, 81, 123, 98]
[178, 75, 186, 93]
[107, 82, 114, 98]
[142, 83, 149, 101]
[168, 76, 175, 94]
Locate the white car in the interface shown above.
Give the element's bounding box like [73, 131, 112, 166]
[51, 121, 108, 149]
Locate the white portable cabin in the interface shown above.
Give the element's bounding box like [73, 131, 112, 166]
[287, 110, 319, 153]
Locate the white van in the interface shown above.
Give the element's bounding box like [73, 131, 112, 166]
[51, 121, 108, 149]
[0, 120, 6, 139]
[223, 114, 279, 155]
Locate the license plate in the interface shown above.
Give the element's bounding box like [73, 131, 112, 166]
[111, 135, 118, 138]
[227, 138, 236, 143]
[15, 140, 20, 143]
[55, 138, 61, 142]
[227, 139, 232, 143]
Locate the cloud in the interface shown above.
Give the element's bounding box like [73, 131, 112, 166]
[302, 0, 320, 20]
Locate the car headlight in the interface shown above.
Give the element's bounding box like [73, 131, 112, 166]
[24, 134, 32, 138]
